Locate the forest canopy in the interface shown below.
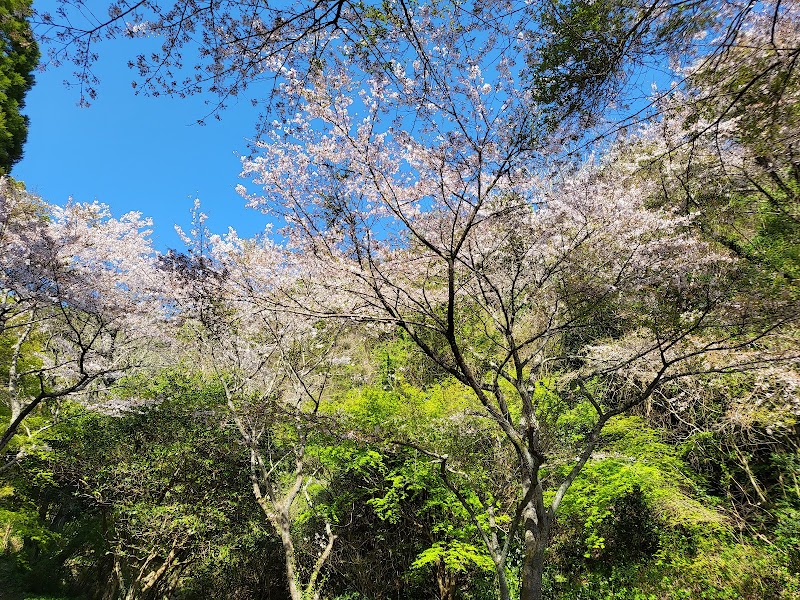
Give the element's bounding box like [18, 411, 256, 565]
[2, 1, 799, 599]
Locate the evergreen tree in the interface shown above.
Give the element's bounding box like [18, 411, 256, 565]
[0, 0, 38, 174]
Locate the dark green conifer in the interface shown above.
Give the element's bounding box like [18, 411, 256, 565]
[0, 0, 39, 174]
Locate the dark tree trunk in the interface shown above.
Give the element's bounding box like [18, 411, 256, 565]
[520, 478, 550, 600]
[520, 539, 547, 600]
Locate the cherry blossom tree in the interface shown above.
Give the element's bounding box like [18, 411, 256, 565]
[237, 12, 792, 598]
[0, 176, 162, 454]
[32, 0, 539, 117]
[32, 0, 798, 147]
[624, 1, 800, 283]
[603, 7, 800, 526]
[162, 211, 350, 600]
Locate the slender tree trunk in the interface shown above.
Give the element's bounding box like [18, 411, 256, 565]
[496, 564, 512, 600]
[274, 511, 303, 600]
[104, 553, 123, 600]
[272, 510, 336, 600]
[137, 545, 179, 598]
[2, 522, 12, 553]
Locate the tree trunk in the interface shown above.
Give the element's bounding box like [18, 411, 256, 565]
[274, 512, 302, 600]
[520, 539, 547, 600]
[436, 558, 458, 600]
[496, 565, 512, 600]
[519, 480, 549, 600]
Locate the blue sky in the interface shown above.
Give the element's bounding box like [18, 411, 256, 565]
[14, 9, 268, 250]
[14, 1, 674, 253]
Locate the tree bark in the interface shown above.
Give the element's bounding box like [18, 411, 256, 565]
[436, 558, 458, 600]
[496, 564, 512, 600]
[520, 480, 550, 600]
[520, 536, 547, 600]
[274, 511, 303, 600]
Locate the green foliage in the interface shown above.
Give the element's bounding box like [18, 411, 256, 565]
[319, 387, 498, 600]
[1, 334, 797, 599]
[544, 412, 800, 599]
[690, 183, 800, 287]
[0, 493, 58, 559]
[333, 375, 478, 437]
[530, 0, 633, 130]
[0, 370, 279, 599]
[552, 416, 722, 562]
[412, 540, 495, 575]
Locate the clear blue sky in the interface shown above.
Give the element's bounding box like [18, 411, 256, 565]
[14, 5, 268, 250]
